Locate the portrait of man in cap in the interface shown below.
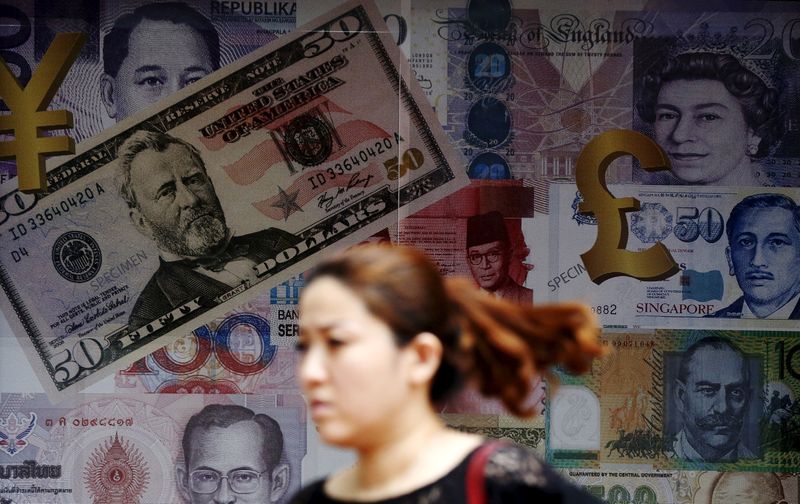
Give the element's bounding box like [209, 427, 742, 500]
[465, 211, 532, 303]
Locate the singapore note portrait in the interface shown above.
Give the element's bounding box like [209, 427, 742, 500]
[0, 0, 468, 397]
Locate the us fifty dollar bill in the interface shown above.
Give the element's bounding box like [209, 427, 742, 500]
[0, 0, 468, 397]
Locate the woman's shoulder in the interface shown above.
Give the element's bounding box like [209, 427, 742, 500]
[289, 479, 329, 504]
[480, 442, 603, 503]
[288, 441, 601, 504]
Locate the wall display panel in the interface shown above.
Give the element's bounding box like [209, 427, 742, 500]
[1, 0, 799, 502]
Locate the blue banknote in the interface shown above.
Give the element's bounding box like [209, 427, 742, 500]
[548, 184, 800, 331]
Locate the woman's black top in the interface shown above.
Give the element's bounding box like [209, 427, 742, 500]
[289, 442, 602, 504]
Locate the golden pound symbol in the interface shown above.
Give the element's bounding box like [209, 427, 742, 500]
[576, 129, 679, 284]
[0, 32, 86, 193]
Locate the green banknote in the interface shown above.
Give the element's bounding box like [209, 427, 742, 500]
[548, 329, 800, 472]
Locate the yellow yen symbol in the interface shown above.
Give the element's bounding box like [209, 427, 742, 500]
[0, 33, 86, 193]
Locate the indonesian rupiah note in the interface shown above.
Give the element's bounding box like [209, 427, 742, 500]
[0, 0, 297, 183]
[0, 0, 469, 397]
[547, 184, 800, 331]
[0, 392, 306, 504]
[547, 329, 800, 472]
[398, 179, 534, 299]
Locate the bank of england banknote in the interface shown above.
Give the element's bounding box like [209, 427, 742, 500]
[439, 5, 800, 187]
[548, 184, 800, 331]
[0, 0, 469, 397]
[0, 392, 306, 504]
[0, 0, 295, 158]
[443, 5, 642, 183]
[561, 468, 690, 504]
[629, 10, 800, 188]
[560, 468, 799, 504]
[547, 329, 800, 472]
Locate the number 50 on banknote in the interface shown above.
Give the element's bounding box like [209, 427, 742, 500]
[0, 0, 468, 397]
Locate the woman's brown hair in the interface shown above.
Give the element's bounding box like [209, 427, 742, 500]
[305, 243, 605, 417]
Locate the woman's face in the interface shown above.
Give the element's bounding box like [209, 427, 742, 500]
[654, 79, 760, 185]
[298, 276, 415, 447]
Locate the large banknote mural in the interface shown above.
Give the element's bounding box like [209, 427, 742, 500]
[2, 0, 800, 502]
[0, 0, 468, 397]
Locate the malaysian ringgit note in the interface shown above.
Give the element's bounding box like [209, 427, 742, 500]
[548, 184, 800, 331]
[547, 329, 800, 472]
[0, 392, 306, 503]
[0, 0, 469, 397]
